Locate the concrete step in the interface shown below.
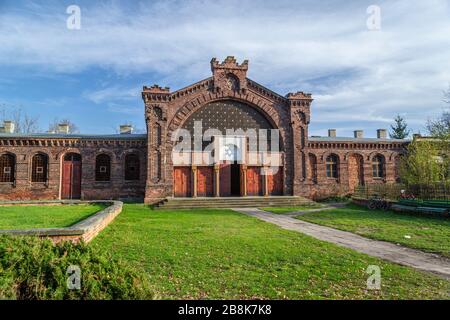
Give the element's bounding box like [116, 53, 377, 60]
[158, 203, 312, 208]
[154, 196, 315, 210]
[155, 204, 315, 210]
[161, 198, 312, 203]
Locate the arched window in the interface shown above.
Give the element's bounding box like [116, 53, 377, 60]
[31, 153, 48, 182]
[125, 154, 140, 181]
[155, 123, 162, 145]
[372, 154, 385, 178]
[0, 153, 15, 183]
[309, 154, 317, 183]
[95, 154, 111, 181]
[153, 107, 163, 121]
[326, 154, 339, 179]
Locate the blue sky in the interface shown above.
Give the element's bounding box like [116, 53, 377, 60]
[0, 0, 449, 137]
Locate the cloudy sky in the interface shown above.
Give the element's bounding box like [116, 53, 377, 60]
[0, 0, 449, 137]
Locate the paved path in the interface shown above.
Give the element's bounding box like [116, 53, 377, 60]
[234, 208, 450, 279]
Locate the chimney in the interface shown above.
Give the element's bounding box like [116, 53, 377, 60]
[354, 130, 364, 138]
[328, 129, 336, 138]
[58, 123, 69, 134]
[3, 121, 15, 133]
[377, 129, 387, 139]
[120, 124, 133, 134]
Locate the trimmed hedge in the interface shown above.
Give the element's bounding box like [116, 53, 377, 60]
[0, 235, 152, 300]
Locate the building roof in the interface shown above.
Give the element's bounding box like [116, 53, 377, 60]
[0, 133, 147, 140]
[308, 136, 410, 143]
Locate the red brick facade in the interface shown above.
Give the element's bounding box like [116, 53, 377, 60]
[0, 57, 408, 202]
[0, 137, 146, 201]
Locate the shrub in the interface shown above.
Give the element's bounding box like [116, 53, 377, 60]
[0, 235, 152, 300]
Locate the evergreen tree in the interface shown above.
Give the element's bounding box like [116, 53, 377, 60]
[389, 114, 410, 139]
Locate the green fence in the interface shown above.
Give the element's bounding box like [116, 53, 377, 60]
[354, 182, 450, 202]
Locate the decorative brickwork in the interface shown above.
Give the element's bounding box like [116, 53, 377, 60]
[0, 57, 408, 202]
[0, 137, 146, 201]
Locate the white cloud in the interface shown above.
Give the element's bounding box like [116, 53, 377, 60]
[83, 86, 140, 104]
[0, 0, 449, 135]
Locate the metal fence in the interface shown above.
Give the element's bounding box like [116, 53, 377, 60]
[354, 182, 450, 202]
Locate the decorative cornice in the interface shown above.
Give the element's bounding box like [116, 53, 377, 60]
[246, 79, 288, 104]
[169, 78, 213, 101]
[286, 91, 313, 100]
[211, 56, 249, 71]
[0, 137, 147, 148]
[143, 84, 170, 94]
[307, 140, 408, 150]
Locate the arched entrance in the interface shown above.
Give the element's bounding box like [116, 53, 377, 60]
[61, 153, 82, 199]
[173, 99, 282, 197]
[348, 153, 364, 192]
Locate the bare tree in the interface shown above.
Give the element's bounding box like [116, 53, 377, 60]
[0, 104, 40, 133]
[444, 84, 450, 104]
[48, 118, 79, 134]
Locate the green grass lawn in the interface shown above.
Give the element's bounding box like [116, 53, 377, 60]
[92, 204, 449, 299]
[296, 204, 450, 258]
[262, 204, 325, 214]
[0, 204, 107, 229]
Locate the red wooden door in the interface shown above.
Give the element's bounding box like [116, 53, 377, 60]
[71, 162, 82, 199]
[62, 161, 72, 199]
[246, 166, 262, 196]
[219, 164, 231, 197]
[174, 167, 191, 197]
[62, 155, 82, 199]
[267, 167, 283, 195]
[197, 167, 214, 197]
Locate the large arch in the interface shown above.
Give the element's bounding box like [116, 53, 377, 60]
[166, 93, 288, 152]
[167, 97, 288, 198]
[178, 99, 279, 151]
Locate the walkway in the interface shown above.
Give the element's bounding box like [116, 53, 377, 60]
[233, 208, 450, 279]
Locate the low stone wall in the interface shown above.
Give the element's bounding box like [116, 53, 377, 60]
[0, 200, 123, 243]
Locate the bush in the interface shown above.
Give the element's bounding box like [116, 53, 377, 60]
[0, 235, 152, 300]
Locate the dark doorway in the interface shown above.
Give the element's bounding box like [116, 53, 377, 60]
[62, 153, 82, 199]
[230, 162, 240, 196]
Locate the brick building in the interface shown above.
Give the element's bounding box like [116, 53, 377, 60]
[0, 57, 408, 203]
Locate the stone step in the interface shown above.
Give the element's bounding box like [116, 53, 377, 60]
[158, 202, 310, 207]
[155, 196, 316, 209]
[160, 198, 312, 203]
[155, 204, 314, 210]
[163, 198, 310, 204]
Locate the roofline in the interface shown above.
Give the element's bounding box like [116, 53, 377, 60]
[0, 133, 147, 140]
[246, 78, 288, 101]
[308, 136, 410, 143]
[170, 77, 213, 96]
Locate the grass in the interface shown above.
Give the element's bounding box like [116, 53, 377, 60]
[261, 204, 325, 214]
[0, 204, 107, 229]
[296, 204, 450, 258]
[92, 204, 449, 299]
